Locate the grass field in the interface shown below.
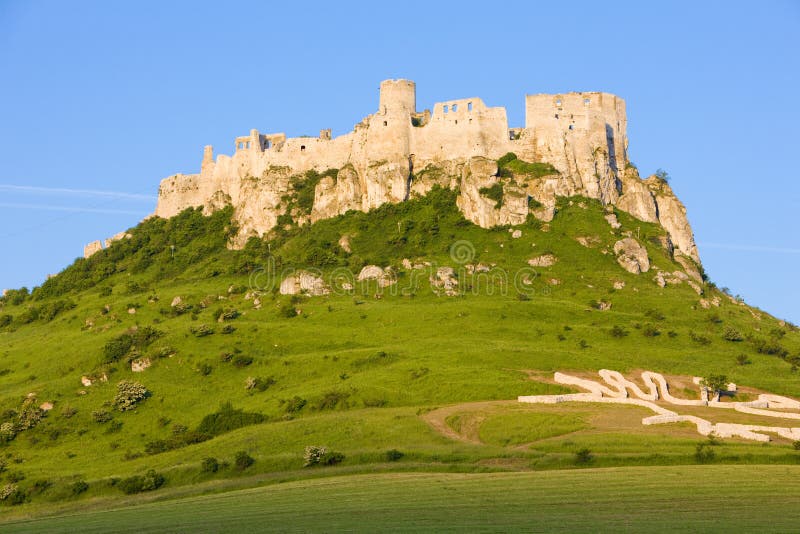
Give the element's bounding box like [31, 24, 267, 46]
[5, 466, 800, 532]
[0, 184, 797, 521]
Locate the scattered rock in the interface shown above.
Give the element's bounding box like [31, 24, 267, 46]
[357, 265, 396, 287]
[252, 297, 261, 310]
[466, 263, 491, 274]
[81, 376, 93, 387]
[338, 235, 352, 253]
[547, 278, 561, 286]
[613, 238, 650, 274]
[528, 254, 557, 267]
[687, 281, 703, 295]
[604, 213, 621, 229]
[576, 235, 600, 248]
[654, 273, 666, 288]
[430, 267, 459, 296]
[613, 280, 625, 290]
[280, 271, 331, 296]
[39, 402, 53, 411]
[511, 229, 522, 239]
[597, 301, 612, 311]
[131, 358, 152, 373]
[170, 296, 183, 307]
[127, 308, 137, 315]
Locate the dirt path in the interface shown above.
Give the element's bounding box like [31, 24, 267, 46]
[421, 400, 517, 445]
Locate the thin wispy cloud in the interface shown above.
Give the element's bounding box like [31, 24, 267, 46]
[699, 242, 800, 254]
[0, 184, 157, 201]
[0, 202, 149, 216]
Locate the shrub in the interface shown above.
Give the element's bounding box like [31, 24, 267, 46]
[700, 375, 728, 395]
[479, 183, 504, 208]
[642, 324, 660, 337]
[575, 448, 593, 464]
[279, 303, 299, 318]
[736, 354, 751, 366]
[190, 324, 215, 337]
[644, 309, 665, 321]
[70, 480, 89, 495]
[284, 396, 307, 413]
[0, 483, 20, 502]
[197, 403, 266, 436]
[303, 446, 344, 467]
[749, 337, 789, 357]
[314, 390, 351, 410]
[114, 380, 149, 411]
[793, 440, 800, 451]
[221, 325, 236, 334]
[304, 446, 327, 467]
[0, 315, 12, 328]
[102, 334, 134, 364]
[17, 398, 44, 430]
[60, 405, 77, 418]
[197, 362, 213, 376]
[610, 325, 628, 338]
[723, 326, 743, 342]
[689, 331, 711, 345]
[118, 470, 165, 494]
[385, 449, 404, 462]
[92, 410, 113, 423]
[234, 451, 254, 471]
[245, 376, 275, 392]
[694, 443, 715, 463]
[0, 422, 16, 443]
[201, 457, 219, 473]
[232, 355, 254, 368]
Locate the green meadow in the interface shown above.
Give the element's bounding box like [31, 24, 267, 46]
[0, 182, 797, 525]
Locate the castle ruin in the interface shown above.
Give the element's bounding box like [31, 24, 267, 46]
[86, 80, 699, 263]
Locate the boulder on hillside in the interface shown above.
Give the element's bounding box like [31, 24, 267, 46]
[528, 254, 557, 267]
[613, 238, 650, 274]
[280, 271, 330, 296]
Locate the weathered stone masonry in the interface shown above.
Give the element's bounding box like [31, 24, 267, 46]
[86, 80, 699, 264]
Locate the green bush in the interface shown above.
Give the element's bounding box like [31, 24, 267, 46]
[723, 326, 743, 342]
[232, 355, 253, 368]
[201, 457, 219, 473]
[0, 422, 16, 443]
[279, 303, 299, 318]
[385, 449, 404, 462]
[234, 451, 255, 471]
[694, 443, 715, 463]
[284, 396, 307, 413]
[196, 403, 266, 437]
[575, 448, 593, 464]
[118, 470, 165, 494]
[70, 480, 89, 496]
[92, 410, 113, 423]
[190, 324, 215, 337]
[0, 315, 13, 328]
[610, 325, 628, 338]
[114, 380, 149, 411]
[478, 183, 504, 208]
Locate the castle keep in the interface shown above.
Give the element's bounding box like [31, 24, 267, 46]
[85, 80, 698, 263]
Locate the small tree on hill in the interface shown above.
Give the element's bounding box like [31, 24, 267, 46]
[700, 375, 728, 397]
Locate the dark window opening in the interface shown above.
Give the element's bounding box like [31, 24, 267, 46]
[300, 145, 306, 151]
[467, 102, 473, 111]
[383, 121, 387, 126]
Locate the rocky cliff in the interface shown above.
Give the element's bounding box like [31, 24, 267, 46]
[88, 80, 700, 266]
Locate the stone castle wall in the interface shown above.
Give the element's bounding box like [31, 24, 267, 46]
[85, 79, 699, 264]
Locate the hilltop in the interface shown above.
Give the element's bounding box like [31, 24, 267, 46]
[0, 83, 798, 524]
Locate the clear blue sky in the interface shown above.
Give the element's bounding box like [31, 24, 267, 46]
[0, 1, 798, 322]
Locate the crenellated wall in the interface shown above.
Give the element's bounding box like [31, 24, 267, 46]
[144, 79, 699, 262]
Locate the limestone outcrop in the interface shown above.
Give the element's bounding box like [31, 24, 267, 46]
[134, 79, 701, 265]
[613, 238, 650, 274]
[279, 271, 330, 296]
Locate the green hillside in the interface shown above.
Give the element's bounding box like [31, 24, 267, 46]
[0, 179, 798, 521]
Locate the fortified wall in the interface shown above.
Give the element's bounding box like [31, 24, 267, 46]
[87, 80, 699, 263]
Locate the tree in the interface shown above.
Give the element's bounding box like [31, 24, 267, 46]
[654, 168, 670, 182]
[700, 374, 728, 396]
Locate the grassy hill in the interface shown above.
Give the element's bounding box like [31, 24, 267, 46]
[0, 182, 798, 522]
